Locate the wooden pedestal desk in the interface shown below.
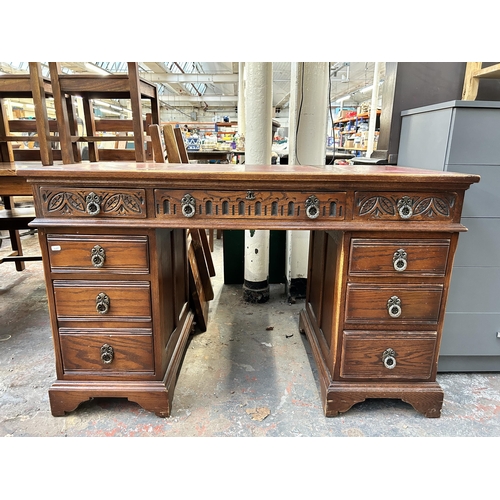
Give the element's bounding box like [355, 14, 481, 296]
[16, 162, 479, 418]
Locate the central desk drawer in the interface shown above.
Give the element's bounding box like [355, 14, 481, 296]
[53, 280, 151, 321]
[47, 234, 149, 273]
[59, 328, 154, 373]
[345, 283, 443, 324]
[154, 189, 346, 221]
[349, 238, 450, 277]
[340, 331, 437, 380]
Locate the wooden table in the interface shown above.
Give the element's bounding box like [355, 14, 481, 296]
[1, 162, 34, 197]
[188, 150, 234, 162]
[0, 162, 40, 269]
[16, 162, 480, 418]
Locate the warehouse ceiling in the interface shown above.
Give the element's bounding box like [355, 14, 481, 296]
[0, 61, 384, 114]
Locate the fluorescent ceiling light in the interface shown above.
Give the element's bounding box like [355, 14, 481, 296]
[84, 63, 110, 75]
[335, 94, 352, 103]
[99, 109, 122, 116]
[359, 81, 384, 93]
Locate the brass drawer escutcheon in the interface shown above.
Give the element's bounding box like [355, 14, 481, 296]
[387, 296, 402, 318]
[96, 292, 110, 315]
[181, 194, 196, 218]
[393, 249, 408, 272]
[91, 245, 106, 268]
[382, 348, 397, 369]
[100, 344, 114, 364]
[305, 195, 320, 219]
[86, 192, 101, 216]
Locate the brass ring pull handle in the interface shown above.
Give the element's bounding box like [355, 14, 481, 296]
[397, 196, 413, 219]
[86, 192, 101, 216]
[393, 249, 407, 272]
[181, 194, 196, 218]
[305, 195, 320, 219]
[96, 292, 110, 315]
[382, 348, 397, 369]
[91, 245, 106, 268]
[100, 344, 114, 364]
[387, 295, 402, 318]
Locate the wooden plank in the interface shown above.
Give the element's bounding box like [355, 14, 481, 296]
[173, 127, 189, 163]
[200, 229, 216, 276]
[462, 62, 483, 100]
[149, 124, 166, 163]
[49, 62, 76, 164]
[98, 149, 136, 161]
[187, 235, 209, 332]
[0, 98, 14, 162]
[91, 119, 151, 133]
[145, 113, 153, 161]
[66, 96, 82, 162]
[8, 120, 59, 133]
[29, 62, 53, 166]
[82, 93, 99, 162]
[127, 62, 146, 162]
[474, 63, 500, 79]
[163, 124, 182, 163]
[188, 229, 214, 300]
[14, 149, 62, 161]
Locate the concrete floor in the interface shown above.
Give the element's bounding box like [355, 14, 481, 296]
[1, 229, 500, 438]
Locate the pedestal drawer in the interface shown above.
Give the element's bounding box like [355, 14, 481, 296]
[349, 238, 450, 277]
[345, 283, 443, 325]
[53, 280, 151, 321]
[47, 234, 149, 273]
[59, 328, 154, 373]
[340, 331, 437, 380]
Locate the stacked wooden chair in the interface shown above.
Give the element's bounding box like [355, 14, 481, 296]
[0, 62, 53, 270]
[48, 62, 160, 163]
[0, 62, 58, 165]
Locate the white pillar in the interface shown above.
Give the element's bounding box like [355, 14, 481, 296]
[243, 62, 273, 303]
[238, 62, 246, 137]
[286, 62, 329, 298]
[367, 62, 381, 158]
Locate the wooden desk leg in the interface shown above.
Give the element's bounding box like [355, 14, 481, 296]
[8, 228, 25, 271]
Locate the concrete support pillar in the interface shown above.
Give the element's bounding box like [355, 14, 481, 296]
[238, 62, 246, 137]
[243, 62, 273, 303]
[367, 62, 381, 158]
[286, 62, 329, 298]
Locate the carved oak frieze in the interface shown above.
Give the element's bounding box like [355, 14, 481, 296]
[355, 192, 456, 221]
[39, 187, 146, 218]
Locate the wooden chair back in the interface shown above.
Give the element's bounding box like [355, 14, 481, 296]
[48, 62, 159, 164]
[0, 62, 58, 165]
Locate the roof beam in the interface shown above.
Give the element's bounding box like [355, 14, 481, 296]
[160, 95, 238, 103]
[146, 73, 238, 84]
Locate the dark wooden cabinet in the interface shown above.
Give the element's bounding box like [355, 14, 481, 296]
[18, 163, 479, 418]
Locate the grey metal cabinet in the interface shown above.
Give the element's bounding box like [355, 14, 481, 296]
[398, 100, 500, 371]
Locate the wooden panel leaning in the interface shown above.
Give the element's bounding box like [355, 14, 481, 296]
[148, 123, 216, 331]
[48, 62, 160, 164]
